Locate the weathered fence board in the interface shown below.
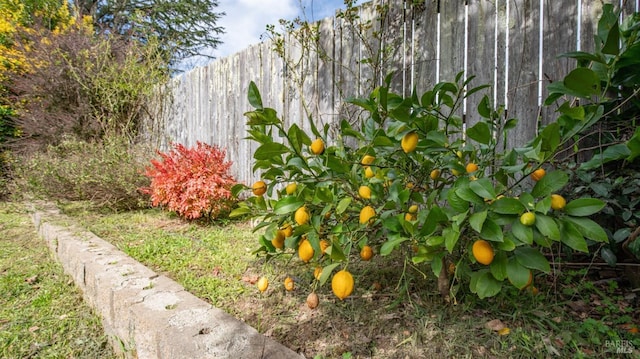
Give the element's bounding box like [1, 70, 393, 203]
[144, 0, 634, 186]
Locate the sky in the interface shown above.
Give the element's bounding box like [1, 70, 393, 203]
[184, 0, 363, 69]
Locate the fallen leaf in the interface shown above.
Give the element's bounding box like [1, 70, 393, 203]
[498, 327, 510, 336]
[212, 266, 221, 276]
[485, 319, 506, 331]
[241, 275, 258, 284]
[25, 275, 38, 284]
[28, 326, 39, 333]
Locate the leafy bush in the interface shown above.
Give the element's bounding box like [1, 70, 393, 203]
[13, 136, 152, 210]
[143, 142, 237, 220]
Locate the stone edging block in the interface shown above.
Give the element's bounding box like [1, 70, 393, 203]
[29, 204, 303, 359]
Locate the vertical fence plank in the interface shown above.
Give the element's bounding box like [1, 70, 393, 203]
[384, 0, 409, 96]
[334, 5, 361, 126]
[466, 0, 498, 130]
[317, 17, 337, 134]
[505, 0, 540, 150]
[411, 0, 439, 94]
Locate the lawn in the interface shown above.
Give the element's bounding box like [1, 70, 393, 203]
[0, 202, 116, 359]
[53, 201, 640, 359]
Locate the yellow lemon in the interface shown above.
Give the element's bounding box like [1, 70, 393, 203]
[520, 212, 536, 226]
[298, 239, 314, 262]
[401, 131, 419, 153]
[360, 245, 374, 261]
[257, 277, 269, 292]
[550, 194, 566, 210]
[466, 162, 479, 173]
[310, 138, 325, 155]
[313, 266, 323, 280]
[364, 166, 375, 178]
[530, 168, 546, 181]
[285, 183, 297, 195]
[331, 270, 354, 300]
[284, 277, 295, 291]
[319, 239, 330, 254]
[361, 154, 375, 166]
[252, 180, 267, 196]
[405, 212, 417, 222]
[430, 169, 441, 180]
[408, 204, 419, 214]
[359, 206, 376, 225]
[294, 206, 310, 225]
[271, 230, 285, 249]
[281, 223, 293, 237]
[472, 239, 495, 265]
[358, 185, 372, 199]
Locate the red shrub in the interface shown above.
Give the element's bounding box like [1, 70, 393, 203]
[143, 142, 236, 219]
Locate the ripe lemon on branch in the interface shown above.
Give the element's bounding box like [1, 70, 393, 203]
[310, 138, 325, 155]
[401, 131, 419, 153]
[472, 240, 495, 265]
[332, 270, 354, 300]
[252, 180, 267, 196]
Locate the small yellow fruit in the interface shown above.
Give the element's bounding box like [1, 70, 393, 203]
[358, 185, 372, 199]
[401, 131, 419, 153]
[408, 204, 419, 214]
[271, 230, 285, 249]
[285, 183, 297, 195]
[550, 194, 566, 210]
[364, 166, 375, 178]
[360, 245, 374, 261]
[331, 270, 354, 300]
[310, 138, 325, 155]
[284, 277, 295, 291]
[306, 292, 319, 309]
[530, 168, 546, 181]
[319, 239, 330, 254]
[466, 162, 479, 173]
[451, 168, 462, 176]
[456, 150, 463, 159]
[430, 169, 441, 180]
[313, 266, 322, 280]
[252, 181, 267, 196]
[294, 206, 310, 225]
[472, 239, 495, 265]
[405, 212, 417, 221]
[281, 223, 293, 237]
[359, 206, 376, 225]
[298, 239, 314, 262]
[520, 212, 536, 226]
[257, 277, 269, 292]
[361, 155, 375, 166]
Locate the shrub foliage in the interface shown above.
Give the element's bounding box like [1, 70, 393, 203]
[143, 142, 237, 220]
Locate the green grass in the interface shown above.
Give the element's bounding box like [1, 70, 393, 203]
[0, 202, 116, 359]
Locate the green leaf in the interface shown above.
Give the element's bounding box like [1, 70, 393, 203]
[469, 210, 488, 233]
[492, 197, 526, 214]
[480, 218, 504, 242]
[447, 188, 469, 213]
[444, 227, 460, 253]
[421, 206, 447, 236]
[287, 124, 310, 154]
[564, 198, 605, 216]
[534, 214, 560, 241]
[273, 197, 305, 215]
[229, 206, 252, 218]
[469, 178, 497, 200]
[511, 219, 533, 245]
[490, 251, 508, 281]
[579, 144, 631, 171]
[514, 247, 550, 273]
[475, 271, 503, 299]
[558, 101, 585, 120]
[531, 170, 569, 198]
[380, 236, 409, 256]
[318, 263, 341, 286]
[540, 123, 561, 153]
[627, 126, 640, 162]
[506, 258, 531, 289]
[466, 122, 492, 144]
[336, 197, 352, 215]
[477, 95, 492, 118]
[563, 68, 601, 98]
[564, 217, 609, 243]
[254, 142, 289, 161]
[562, 222, 589, 253]
[248, 81, 263, 109]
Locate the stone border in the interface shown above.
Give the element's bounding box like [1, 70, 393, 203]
[30, 204, 302, 359]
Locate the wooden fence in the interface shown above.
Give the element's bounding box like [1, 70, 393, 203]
[143, 0, 639, 186]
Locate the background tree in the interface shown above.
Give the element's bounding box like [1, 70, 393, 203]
[73, 0, 225, 66]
